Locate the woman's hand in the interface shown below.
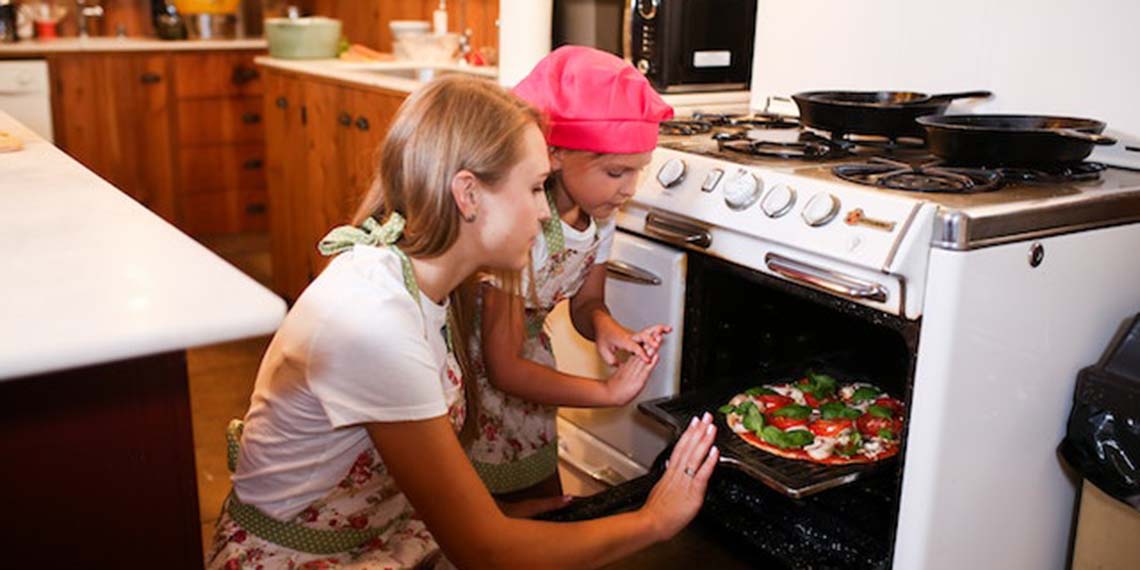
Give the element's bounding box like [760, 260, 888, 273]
[604, 351, 659, 406]
[639, 412, 719, 542]
[595, 317, 672, 365]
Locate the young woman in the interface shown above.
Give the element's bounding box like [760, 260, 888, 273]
[466, 46, 676, 501]
[207, 74, 718, 570]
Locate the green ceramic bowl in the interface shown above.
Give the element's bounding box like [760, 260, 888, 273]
[265, 17, 343, 60]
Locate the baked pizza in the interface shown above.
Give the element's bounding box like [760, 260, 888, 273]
[719, 372, 904, 465]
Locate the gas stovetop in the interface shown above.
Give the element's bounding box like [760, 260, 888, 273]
[653, 116, 1140, 251]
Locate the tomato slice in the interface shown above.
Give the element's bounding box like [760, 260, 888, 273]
[768, 414, 809, 430]
[756, 394, 794, 412]
[856, 414, 894, 437]
[874, 397, 905, 415]
[803, 392, 820, 408]
[808, 418, 853, 437]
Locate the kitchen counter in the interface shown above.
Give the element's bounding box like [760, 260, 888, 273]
[256, 56, 498, 94]
[0, 111, 284, 380]
[0, 37, 266, 56]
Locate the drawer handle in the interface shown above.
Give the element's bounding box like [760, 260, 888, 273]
[232, 66, 260, 86]
[355, 116, 370, 131]
[243, 158, 264, 170]
[275, 96, 288, 109]
[338, 112, 352, 127]
[604, 260, 661, 286]
[242, 112, 262, 125]
[245, 203, 267, 214]
[644, 211, 711, 249]
[140, 72, 161, 84]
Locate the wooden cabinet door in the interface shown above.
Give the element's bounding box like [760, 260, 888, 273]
[51, 53, 176, 222]
[264, 70, 313, 302]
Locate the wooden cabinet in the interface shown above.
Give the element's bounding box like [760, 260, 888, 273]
[172, 51, 268, 236]
[262, 68, 406, 301]
[50, 49, 267, 237]
[50, 53, 176, 222]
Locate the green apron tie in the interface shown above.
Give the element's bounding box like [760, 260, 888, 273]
[541, 188, 566, 256]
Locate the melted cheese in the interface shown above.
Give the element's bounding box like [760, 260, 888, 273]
[805, 436, 837, 460]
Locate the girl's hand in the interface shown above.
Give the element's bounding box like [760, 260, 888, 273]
[639, 412, 719, 542]
[596, 318, 672, 365]
[605, 351, 659, 406]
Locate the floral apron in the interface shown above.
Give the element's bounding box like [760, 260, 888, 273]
[466, 191, 605, 494]
[207, 215, 465, 570]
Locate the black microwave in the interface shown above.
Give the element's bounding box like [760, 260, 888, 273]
[630, 0, 757, 93]
[552, 0, 757, 94]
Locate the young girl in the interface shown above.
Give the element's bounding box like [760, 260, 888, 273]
[208, 75, 717, 570]
[466, 46, 675, 501]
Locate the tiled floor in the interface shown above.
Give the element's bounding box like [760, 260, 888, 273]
[188, 232, 606, 557]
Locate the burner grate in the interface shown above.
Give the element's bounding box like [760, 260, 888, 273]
[832, 157, 1004, 193]
[716, 130, 851, 160]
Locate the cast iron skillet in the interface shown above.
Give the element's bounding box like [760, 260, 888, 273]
[916, 114, 1117, 165]
[792, 90, 992, 138]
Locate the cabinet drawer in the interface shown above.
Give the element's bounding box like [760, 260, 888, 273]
[180, 189, 269, 236]
[172, 51, 263, 99]
[178, 96, 265, 145]
[179, 144, 266, 195]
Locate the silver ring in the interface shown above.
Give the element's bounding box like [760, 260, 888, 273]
[683, 467, 695, 477]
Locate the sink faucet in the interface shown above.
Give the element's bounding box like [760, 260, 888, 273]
[76, 0, 104, 38]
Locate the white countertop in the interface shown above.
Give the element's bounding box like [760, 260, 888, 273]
[0, 112, 285, 381]
[0, 37, 266, 55]
[256, 56, 498, 94]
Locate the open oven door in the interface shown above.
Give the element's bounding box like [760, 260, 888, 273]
[549, 230, 687, 482]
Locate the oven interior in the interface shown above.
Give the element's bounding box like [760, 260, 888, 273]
[544, 251, 920, 569]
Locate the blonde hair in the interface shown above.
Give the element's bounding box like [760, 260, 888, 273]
[353, 75, 541, 441]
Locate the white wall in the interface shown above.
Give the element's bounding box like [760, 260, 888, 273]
[750, 0, 1140, 136]
[497, 0, 553, 87]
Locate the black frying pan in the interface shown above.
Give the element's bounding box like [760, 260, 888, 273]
[793, 90, 992, 139]
[916, 114, 1118, 165]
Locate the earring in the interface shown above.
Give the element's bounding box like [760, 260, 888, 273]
[463, 211, 477, 223]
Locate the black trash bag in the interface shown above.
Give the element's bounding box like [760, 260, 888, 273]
[1059, 312, 1140, 511]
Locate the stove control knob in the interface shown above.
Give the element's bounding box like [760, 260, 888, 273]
[723, 169, 762, 211]
[656, 158, 687, 189]
[760, 183, 797, 218]
[802, 193, 841, 227]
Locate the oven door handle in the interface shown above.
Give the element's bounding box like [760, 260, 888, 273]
[644, 211, 712, 248]
[765, 253, 888, 303]
[604, 260, 662, 286]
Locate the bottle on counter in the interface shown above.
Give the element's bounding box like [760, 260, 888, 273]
[152, 0, 188, 40]
[433, 0, 447, 35]
[0, 0, 19, 43]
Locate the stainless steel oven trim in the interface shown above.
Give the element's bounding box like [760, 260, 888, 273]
[933, 193, 1140, 250]
[661, 82, 749, 94]
[765, 253, 889, 303]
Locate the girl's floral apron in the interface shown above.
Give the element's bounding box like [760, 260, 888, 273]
[466, 191, 605, 494]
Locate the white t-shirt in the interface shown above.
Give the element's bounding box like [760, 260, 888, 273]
[232, 245, 462, 520]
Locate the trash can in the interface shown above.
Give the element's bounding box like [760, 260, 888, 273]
[1059, 312, 1140, 569]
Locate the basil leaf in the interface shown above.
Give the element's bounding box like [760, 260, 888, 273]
[820, 402, 848, 420]
[772, 404, 812, 420]
[718, 403, 736, 414]
[742, 407, 764, 433]
[760, 426, 787, 447]
[867, 405, 893, 419]
[851, 386, 882, 403]
[878, 428, 895, 440]
[745, 386, 777, 396]
[737, 401, 758, 415]
[782, 429, 814, 448]
[805, 371, 839, 398]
